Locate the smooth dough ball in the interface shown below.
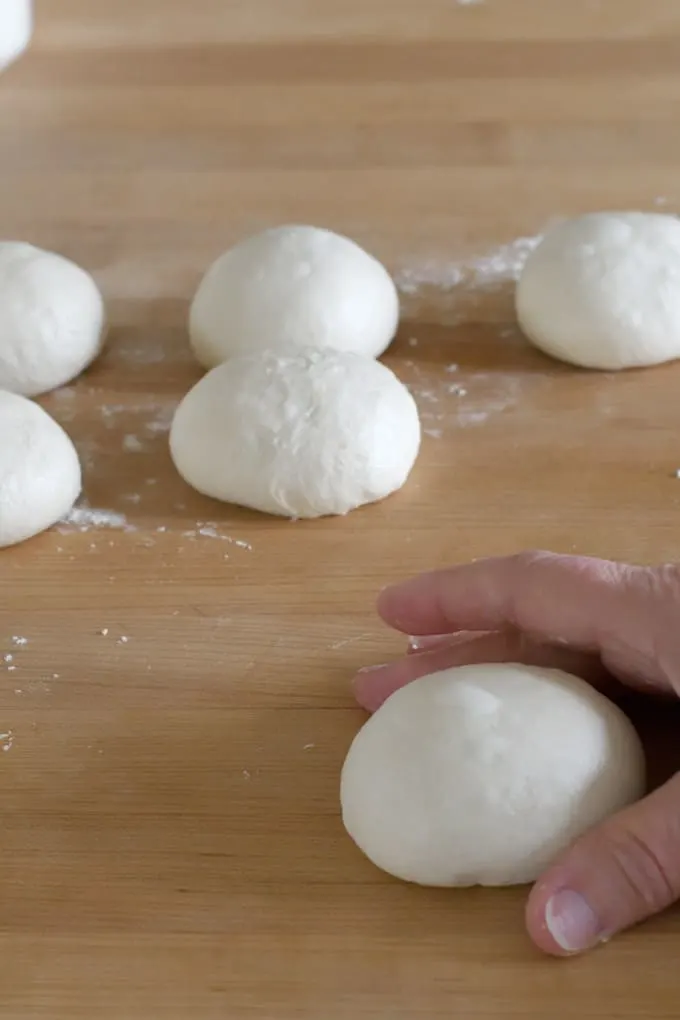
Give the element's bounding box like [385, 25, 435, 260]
[340, 664, 645, 887]
[188, 225, 400, 368]
[516, 212, 680, 370]
[0, 390, 81, 548]
[0, 1, 32, 71]
[0, 242, 107, 397]
[169, 347, 421, 518]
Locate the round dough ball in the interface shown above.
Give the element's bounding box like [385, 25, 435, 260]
[516, 212, 680, 370]
[341, 664, 645, 887]
[188, 225, 400, 368]
[1, 1, 32, 71]
[0, 390, 81, 548]
[169, 347, 420, 518]
[0, 242, 106, 397]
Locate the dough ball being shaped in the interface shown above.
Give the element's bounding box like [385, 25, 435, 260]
[0, 391, 81, 548]
[516, 212, 680, 370]
[0, 242, 106, 396]
[169, 347, 420, 518]
[189, 225, 400, 368]
[1, 1, 32, 72]
[341, 664, 645, 887]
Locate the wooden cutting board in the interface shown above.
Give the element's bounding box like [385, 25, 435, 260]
[1, 1, 679, 1016]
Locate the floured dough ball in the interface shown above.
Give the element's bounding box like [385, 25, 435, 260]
[0, 242, 106, 397]
[341, 664, 645, 887]
[516, 212, 680, 370]
[189, 225, 400, 368]
[0, 391, 81, 548]
[0, 1, 32, 72]
[169, 347, 420, 518]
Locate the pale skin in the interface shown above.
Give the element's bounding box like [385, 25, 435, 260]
[352, 550, 680, 956]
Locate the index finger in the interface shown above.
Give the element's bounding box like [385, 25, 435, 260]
[377, 550, 656, 657]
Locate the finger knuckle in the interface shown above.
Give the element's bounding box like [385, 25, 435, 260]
[608, 826, 678, 914]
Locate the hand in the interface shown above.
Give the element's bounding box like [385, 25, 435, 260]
[352, 550, 680, 956]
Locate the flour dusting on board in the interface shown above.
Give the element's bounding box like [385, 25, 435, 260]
[60, 507, 133, 532]
[395, 235, 541, 297]
[396, 235, 544, 435]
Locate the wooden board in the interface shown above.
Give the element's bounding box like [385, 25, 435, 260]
[1, 1, 680, 1016]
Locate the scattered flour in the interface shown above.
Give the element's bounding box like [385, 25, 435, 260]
[395, 235, 542, 297]
[182, 525, 253, 550]
[60, 507, 132, 532]
[100, 401, 176, 435]
[393, 234, 552, 436]
[406, 360, 524, 432]
[0, 731, 13, 753]
[123, 434, 144, 452]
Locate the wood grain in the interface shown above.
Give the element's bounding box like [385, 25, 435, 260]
[1, 1, 680, 1016]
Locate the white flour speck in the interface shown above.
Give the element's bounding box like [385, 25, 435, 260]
[395, 234, 542, 297]
[123, 434, 144, 452]
[185, 526, 253, 549]
[3, 654, 12, 664]
[396, 262, 463, 295]
[61, 508, 119, 530]
[0, 731, 13, 752]
[11, 637, 27, 646]
[60, 507, 134, 532]
[329, 633, 371, 650]
[303, 744, 316, 751]
[100, 628, 109, 636]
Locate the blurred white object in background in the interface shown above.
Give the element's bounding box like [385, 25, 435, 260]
[0, 0, 32, 72]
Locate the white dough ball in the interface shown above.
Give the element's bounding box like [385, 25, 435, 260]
[516, 212, 680, 370]
[341, 664, 645, 887]
[188, 225, 400, 368]
[169, 347, 420, 519]
[0, 391, 81, 548]
[0, 242, 107, 397]
[0, 0, 32, 72]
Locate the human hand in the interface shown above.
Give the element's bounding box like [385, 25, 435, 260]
[352, 551, 680, 956]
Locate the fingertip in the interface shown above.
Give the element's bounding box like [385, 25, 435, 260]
[525, 879, 576, 957]
[351, 664, 392, 713]
[376, 583, 405, 628]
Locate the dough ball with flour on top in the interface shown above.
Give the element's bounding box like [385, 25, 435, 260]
[341, 663, 645, 887]
[516, 212, 680, 370]
[0, 390, 81, 548]
[188, 225, 400, 368]
[0, 242, 106, 396]
[169, 347, 420, 519]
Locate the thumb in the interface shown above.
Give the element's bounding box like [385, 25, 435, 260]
[526, 773, 680, 955]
